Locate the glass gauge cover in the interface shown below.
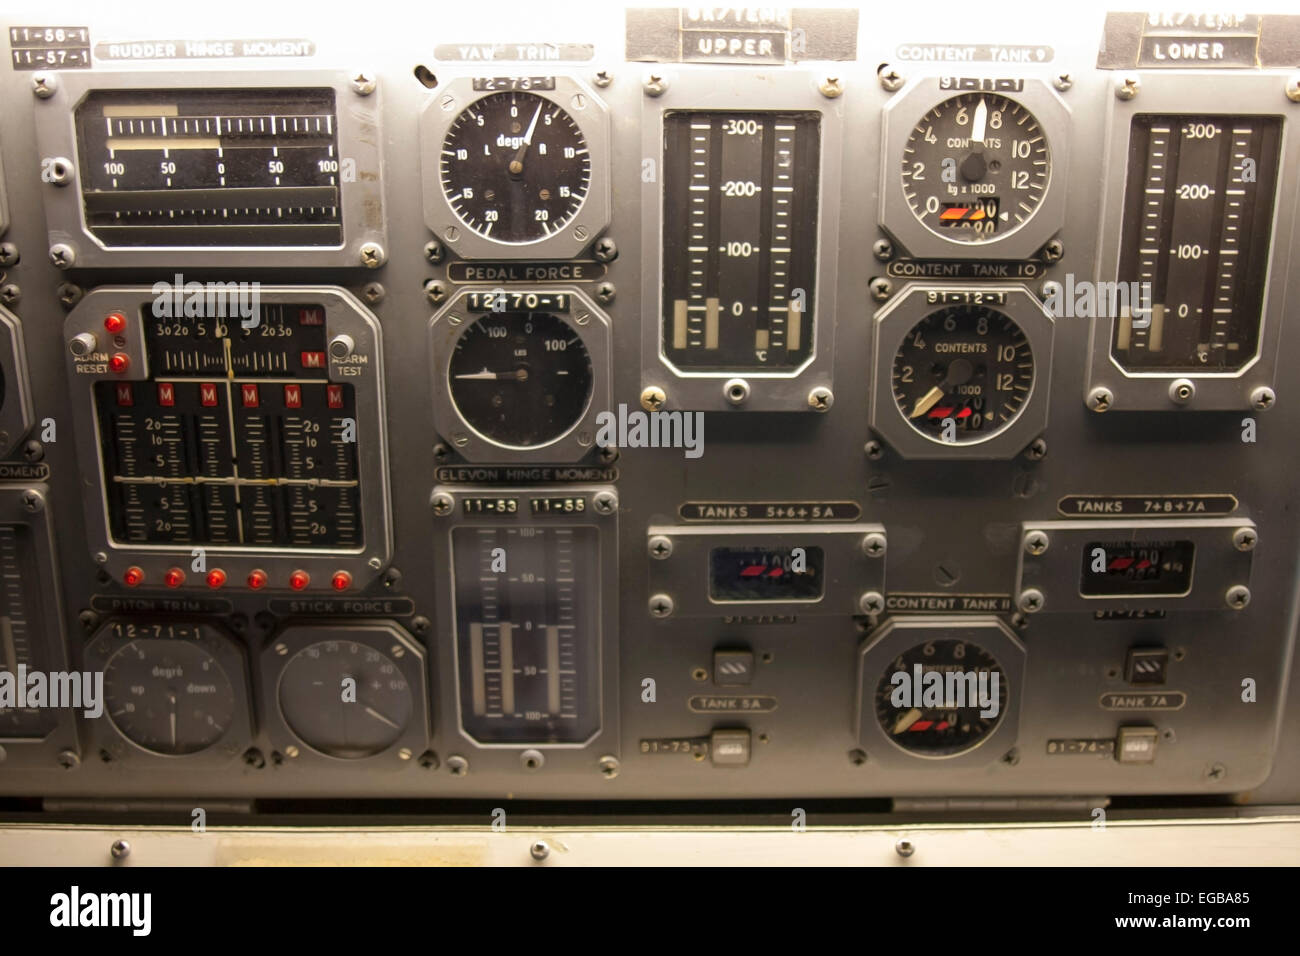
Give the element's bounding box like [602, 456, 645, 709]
[448, 311, 593, 448]
[439, 91, 591, 244]
[875, 639, 1007, 756]
[902, 92, 1050, 243]
[891, 305, 1033, 444]
[99, 623, 237, 756]
[277, 639, 413, 759]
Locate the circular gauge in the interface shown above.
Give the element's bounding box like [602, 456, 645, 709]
[101, 628, 236, 756]
[439, 91, 591, 244]
[277, 639, 413, 759]
[891, 305, 1033, 444]
[449, 311, 593, 448]
[901, 92, 1050, 243]
[875, 639, 1008, 757]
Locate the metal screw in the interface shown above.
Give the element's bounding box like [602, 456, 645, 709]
[431, 492, 454, 516]
[57, 282, 83, 308]
[1286, 76, 1300, 103]
[31, 73, 57, 98]
[1017, 588, 1045, 613]
[648, 535, 673, 560]
[592, 491, 618, 515]
[520, 749, 545, 771]
[362, 282, 385, 304]
[1002, 748, 1021, 766]
[595, 281, 616, 304]
[640, 386, 666, 412]
[872, 238, 894, 261]
[1025, 437, 1048, 461]
[593, 237, 618, 262]
[446, 755, 469, 776]
[593, 70, 613, 88]
[423, 240, 445, 264]
[864, 439, 883, 460]
[819, 76, 843, 98]
[21, 489, 44, 514]
[1206, 763, 1226, 781]
[359, 242, 385, 268]
[859, 591, 884, 614]
[1116, 75, 1140, 100]
[46, 157, 73, 186]
[862, 533, 886, 558]
[878, 65, 904, 92]
[1087, 387, 1114, 412]
[0, 284, 19, 305]
[350, 72, 376, 96]
[94, 551, 108, 564]
[895, 838, 915, 858]
[870, 277, 893, 302]
[57, 749, 80, 770]
[643, 73, 668, 97]
[0, 243, 18, 267]
[1225, 585, 1251, 610]
[367, 555, 383, 570]
[1041, 238, 1064, 262]
[1023, 530, 1049, 556]
[1054, 74, 1073, 92]
[598, 755, 620, 778]
[724, 378, 750, 406]
[243, 748, 266, 768]
[49, 244, 76, 269]
[808, 386, 833, 411]
[530, 840, 550, 861]
[425, 279, 448, 304]
[1039, 280, 1061, 303]
[649, 593, 674, 618]
[110, 839, 131, 860]
[1250, 386, 1275, 410]
[1169, 378, 1195, 405]
[1233, 527, 1257, 552]
[418, 750, 439, 770]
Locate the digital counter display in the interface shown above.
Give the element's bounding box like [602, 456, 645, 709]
[1113, 115, 1281, 372]
[709, 545, 824, 602]
[661, 111, 820, 372]
[1081, 540, 1195, 597]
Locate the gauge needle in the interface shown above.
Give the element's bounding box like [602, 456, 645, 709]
[454, 367, 529, 381]
[971, 97, 987, 147]
[167, 692, 177, 748]
[509, 101, 545, 176]
[910, 386, 945, 419]
[363, 705, 401, 730]
[893, 708, 922, 734]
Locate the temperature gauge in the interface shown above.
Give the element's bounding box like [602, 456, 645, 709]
[1113, 115, 1281, 372]
[661, 111, 821, 372]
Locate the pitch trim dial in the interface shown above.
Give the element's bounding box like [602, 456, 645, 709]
[420, 76, 611, 260]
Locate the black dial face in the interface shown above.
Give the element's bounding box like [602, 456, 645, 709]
[448, 311, 593, 448]
[902, 93, 1050, 243]
[99, 624, 237, 756]
[875, 639, 1007, 757]
[440, 91, 591, 244]
[891, 306, 1033, 444]
[277, 639, 413, 759]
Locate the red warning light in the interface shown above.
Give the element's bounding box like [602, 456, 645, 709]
[330, 571, 352, 592]
[123, 566, 145, 587]
[104, 312, 127, 334]
[289, 570, 310, 591]
[205, 569, 227, 589]
[247, 569, 268, 590]
[109, 353, 130, 374]
[163, 567, 185, 588]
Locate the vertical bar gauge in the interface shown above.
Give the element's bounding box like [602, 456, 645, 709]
[0, 524, 57, 740]
[662, 112, 820, 371]
[452, 525, 600, 744]
[1114, 115, 1281, 372]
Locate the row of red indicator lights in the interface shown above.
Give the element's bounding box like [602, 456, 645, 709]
[122, 567, 353, 591]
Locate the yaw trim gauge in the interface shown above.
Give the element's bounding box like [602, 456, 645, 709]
[880, 77, 1070, 261]
[420, 76, 611, 260]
